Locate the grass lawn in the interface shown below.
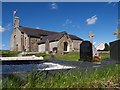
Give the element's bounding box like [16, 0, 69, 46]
[24, 52, 110, 61]
[100, 53, 110, 60]
[0, 50, 110, 61]
[2, 64, 119, 88]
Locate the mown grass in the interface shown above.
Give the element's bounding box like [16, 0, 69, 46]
[0, 50, 110, 61]
[24, 52, 110, 61]
[100, 53, 110, 60]
[2, 64, 120, 88]
[0, 50, 20, 57]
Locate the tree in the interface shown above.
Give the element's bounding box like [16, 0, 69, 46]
[104, 43, 110, 51]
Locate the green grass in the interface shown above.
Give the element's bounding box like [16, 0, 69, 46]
[0, 50, 110, 61]
[0, 50, 20, 57]
[100, 53, 110, 60]
[24, 52, 110, 61]
[2, 64, 120, 88]
[23, 52, 79, 61]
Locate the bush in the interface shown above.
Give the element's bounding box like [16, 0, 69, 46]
[104, 43, 110, 51]
[0, 50, 20, 57]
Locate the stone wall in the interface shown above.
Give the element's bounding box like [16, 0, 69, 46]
[29, 37, 38, 52]
[57, 34, 72, 55]
[49, 41, 58, 52]
[10, 28, 22, 51]
[72, 40, 82, 52]
[38, 43, 45, 53]
[23, 33, 29, 51]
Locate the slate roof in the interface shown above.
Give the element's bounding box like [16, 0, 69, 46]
[38, 33, 65, 44]
[18, 26, 58, 37]
[18, 26, 83, 44]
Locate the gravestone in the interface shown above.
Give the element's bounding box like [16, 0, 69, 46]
[80, 41, 93, 61]
[110, 40, 120, 62]
[110, 28, 120, 62]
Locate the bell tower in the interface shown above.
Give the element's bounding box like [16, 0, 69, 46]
[14, 16, 19, 28]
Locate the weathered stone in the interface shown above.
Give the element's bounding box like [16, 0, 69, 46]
[29, 37, 38, 52]
[10, 17, 83, 53]
[57, 34, 72, 55]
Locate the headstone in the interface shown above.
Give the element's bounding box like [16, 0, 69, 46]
[80, 41, 93, 61]
[110, 28, 120, 62]
[110, 40, 120, 62]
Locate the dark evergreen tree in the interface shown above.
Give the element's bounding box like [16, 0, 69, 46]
[104, 43, 110, 51]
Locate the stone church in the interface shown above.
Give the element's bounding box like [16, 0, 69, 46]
[10, 17, 83, 54]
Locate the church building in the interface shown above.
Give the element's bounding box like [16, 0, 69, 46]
[10, 17, 83, 54]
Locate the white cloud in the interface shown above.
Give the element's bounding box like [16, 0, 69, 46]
[62, 19, 72, 26]
[108, 0, 117, 6]
[5, 23, 12, 31]
[86, 15, 98, 25]
[36, 27, 40, 29]
[62, 19, 80, 30]
[0, 26, 5, 33]
[49, 2, 58, 10]
[0, 23, 13, 33]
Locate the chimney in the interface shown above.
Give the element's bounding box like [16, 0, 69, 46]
[14, 16, 19, 28]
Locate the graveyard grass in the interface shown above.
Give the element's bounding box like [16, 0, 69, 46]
[2, 64, 119, 88]
[25, 52, 110, 61]
[26, 52, 110, 61]
[1, 50, 110, 61]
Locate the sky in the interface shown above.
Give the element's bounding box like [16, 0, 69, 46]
[1, 1, 119, 50]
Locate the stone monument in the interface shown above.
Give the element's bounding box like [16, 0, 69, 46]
[80, 31, 100, 61]
[80, 41, 93, 61]
[110, 28, 120, 62]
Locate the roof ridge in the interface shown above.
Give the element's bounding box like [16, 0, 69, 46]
[19, 25, 59, 33]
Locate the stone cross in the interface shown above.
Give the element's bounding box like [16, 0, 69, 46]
[89, 31, 94, 43]
[114, 28, 120, 40]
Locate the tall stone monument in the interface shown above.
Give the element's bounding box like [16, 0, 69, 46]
[89, 31, 99, 57]
[80, 31, 99, 61]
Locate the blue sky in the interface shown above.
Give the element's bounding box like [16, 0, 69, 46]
[1, 2, 119, 50]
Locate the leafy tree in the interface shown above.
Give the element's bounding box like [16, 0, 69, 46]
[104, 43, 110, 51]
